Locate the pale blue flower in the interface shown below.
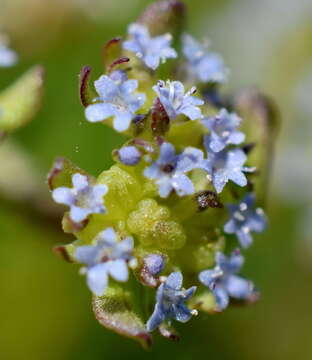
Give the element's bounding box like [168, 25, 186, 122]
[118, 145, 141, 165]
[182, 33, 228, 84]
[0, 43, 18, 68]
[75, 228, 134, 296]
[224, 193, 267, 248]
[202, 108, 245, 152]
[52, 173, 108, 223]
[143, 142, 204, 198]
[201, 143, 250, 193]
[85, 75, 146, 132]
[153, 80, 204, 121]
[146, 272, 196, 331]
[199, 250, 255, 311]
[123, 23, 177, 70]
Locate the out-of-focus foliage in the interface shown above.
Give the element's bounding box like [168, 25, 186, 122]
[0, 0, 311, 359]
[0, 66, 44, 133]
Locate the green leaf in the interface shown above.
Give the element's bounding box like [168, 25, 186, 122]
[92, 286, 152, 349]
[0, 66, 44, 133]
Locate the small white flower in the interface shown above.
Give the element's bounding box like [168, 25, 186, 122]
[75, 228, 135, 296]
[52, 173, 108, 223]
[85, 75, 146, 132]
[182, 33, 228, 84]
[143, 142, 204, 198]
[153, 80, 204, 121]
[202, 108, 245, 152]
[123, 23, 177, 70]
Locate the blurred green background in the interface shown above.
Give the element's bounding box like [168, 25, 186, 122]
[0, 0, 312, 359]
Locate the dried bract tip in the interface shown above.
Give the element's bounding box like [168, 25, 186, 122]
[195, 191, 223, 212]
[151, 97, 170, 135]
[158, 323, 180, 341]
[102, 37, 122, 67]
[79, 66, 93, 107]
[107, 56, 130, 74]
[53, 245, 73, 263]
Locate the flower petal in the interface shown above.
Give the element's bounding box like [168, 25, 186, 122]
[223, 219, 236, 234]
[87, 263, 109, 296]
[166, 272, 183, 290]
[183, 286, 197, 300]
[108, 259, 129, 282]
[225, 275, 253, 299]
[72, 173, 89, 190]
[75, 245, 99, 266]
[92, 184, 108, 198]
[52, 187, 75, 206]
[213, 285, 229, 310]
[94, 75, 118, 99]
[199, 269, 217, 288]
[172, 173, 194, 196]
[179, 147, 204, 171]
[143, 163, 162, 180]
[117, 236, 134, 255]
[85, 103, 116, 123]
[227, 250, 244, 273]
[228, 170, 247, 187]
[146, 303, 166, 332]
[159, 142, 177, 165]
[173, 303, 192, 323]
[209, 136, 226, 152]
[180, 104, 203, 120]
[113, 111, 133, 132]
[157, 177, 173, 198]
[236, 229, 253, 248]
[144, 54, 160, 70]
[248, 212, 267, 232]
[229, 131, 245, 145]
[120, 79, 138, 95]
[97, 227, 117, 245]
[123, 39, 142, 54]
[70, 205, 90, 223]
[213, 169, 228, 193]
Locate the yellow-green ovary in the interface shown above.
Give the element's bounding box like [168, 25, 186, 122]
[127, 198, 186, 250]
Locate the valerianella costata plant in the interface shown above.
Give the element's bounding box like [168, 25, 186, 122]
[48, 0, 278, 348]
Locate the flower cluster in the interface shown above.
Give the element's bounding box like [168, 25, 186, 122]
[49, 0, 272, 349]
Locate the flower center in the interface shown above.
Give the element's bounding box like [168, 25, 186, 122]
[161, 163, 175, 173]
